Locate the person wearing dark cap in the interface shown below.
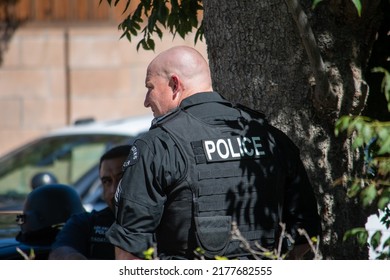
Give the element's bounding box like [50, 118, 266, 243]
[30, 172, 58, 190]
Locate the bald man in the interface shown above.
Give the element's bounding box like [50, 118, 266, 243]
[106, 46, 321, 260]
[143, 46, 212, 118]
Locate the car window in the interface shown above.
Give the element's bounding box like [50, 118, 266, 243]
[0, 134, 129, 209]
[0, 214, 20, 239]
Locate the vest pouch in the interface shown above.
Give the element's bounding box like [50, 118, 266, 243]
[194, 216, 231, 258]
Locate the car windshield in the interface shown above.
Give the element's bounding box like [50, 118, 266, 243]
[0, 134, 129, 210]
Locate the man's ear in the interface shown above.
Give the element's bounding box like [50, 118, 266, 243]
[169, 74, 180, 95]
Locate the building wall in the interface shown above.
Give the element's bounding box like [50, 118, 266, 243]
[0, 1, 207, 156]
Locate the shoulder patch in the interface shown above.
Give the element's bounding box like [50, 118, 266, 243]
[114, 179, 122, 204]
[122, 144, 139, 169]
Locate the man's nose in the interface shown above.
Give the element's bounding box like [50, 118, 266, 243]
[144, 91, 151, 108]
[144, 97, 149, 108]
[108, 183, 117, 195]
[111, 179, 121, 192]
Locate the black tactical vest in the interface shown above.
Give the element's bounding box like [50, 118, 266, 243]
[88, 207, 115, 259]
[157, 104, 286, 259]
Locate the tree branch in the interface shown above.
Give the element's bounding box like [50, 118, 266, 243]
[285, 0, 338, 113]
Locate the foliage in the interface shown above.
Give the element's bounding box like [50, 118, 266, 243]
[0, 0, 24, 65]
[16, 247, 35, 260]
[335, 68, 390, 259]
[100, 0, 203, 51]
[142, 222, 321, 260]
[312, 0, 362, 16]
[373, 67, 390, 112]
[143, 247, 156, 260]
[101, 0, 365, 52]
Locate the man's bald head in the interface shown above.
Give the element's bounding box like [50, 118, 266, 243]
[144, 46, 213, 117]
[148, 46, 213, 96]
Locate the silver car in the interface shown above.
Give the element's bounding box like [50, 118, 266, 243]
[0, 114, 152, 240]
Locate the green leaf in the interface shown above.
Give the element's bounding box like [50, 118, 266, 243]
[378, 127, 389, 143]
[349, 117, 362, 134]
[136, 39, 144, 51]
[383, 236, 390, 248]
[132, 21, 141, 31]
[215, 256, 229, 260]
[352, 0, 362, 16]
[362, 124, 374, 143]
[372, 67, 390, 111]
[171, 0, 179, 11]
[352, 136, 364, 149]
[143, 247, 154, 260]
[125, 31, 132, 42]
[134, 3, 143, 18]
[130, 26, 138, 36]
[158, 4, 169, 25]
[312, 0, 323, 9]
[347, 181, 361, 198]
[148, 12, 157, 32]
[155, 25, 163, 39]
[194, 22, 204, 44]
[360, 183, 377, 207]
[377, 137, 390, 155]
[353, 119, 364, 133]
[378, 196, 390, 211]
[343, 227, 368, 246]
[119, 30, 127, 39]
[147, 38, 155, 51]
[335, 116, 351, 136]
[370, 230, 382, 250]
[122, 0, 132, 13]
[167, 13, 178, 30]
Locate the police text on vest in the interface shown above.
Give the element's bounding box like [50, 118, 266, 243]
[202, 136, 265, 162]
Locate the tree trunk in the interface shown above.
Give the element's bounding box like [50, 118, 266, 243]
[202, 0, 386, 259]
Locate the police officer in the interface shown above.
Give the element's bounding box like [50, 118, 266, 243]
[106, 46, 321, 260]
[49, 145, 131, 260]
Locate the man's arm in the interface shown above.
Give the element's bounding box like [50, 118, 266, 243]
[49, 246, 87, 260]
[49, 212, 91, 260]
[115, 246, 141, 260]
[106, 139, 169, 259]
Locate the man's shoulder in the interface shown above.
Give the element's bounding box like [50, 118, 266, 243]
[135, 117, 174, 144]
[70, 210, 93, 220]
[151, 107, 182, 127]
[65, 210, 94, 225]
[64, 207, 114, 230]
[66, 207, 111, 223]
[89, 207, 115, 226]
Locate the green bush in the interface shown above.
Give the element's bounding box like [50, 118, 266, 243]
[335, 67, 390, 259]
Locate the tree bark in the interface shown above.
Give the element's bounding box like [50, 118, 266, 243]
[203, 0, 386, 259]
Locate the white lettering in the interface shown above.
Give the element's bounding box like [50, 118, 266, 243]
[242, 137, 254, 156]
[204, 140, 216, 161]
[252, 136, 265, 156]
[217, 139, 229, 159]
[216, 139, 229, 159]
[228, 139, 241, 158]
[236, 138, 244, 156]
[203, 136, 265, 162]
